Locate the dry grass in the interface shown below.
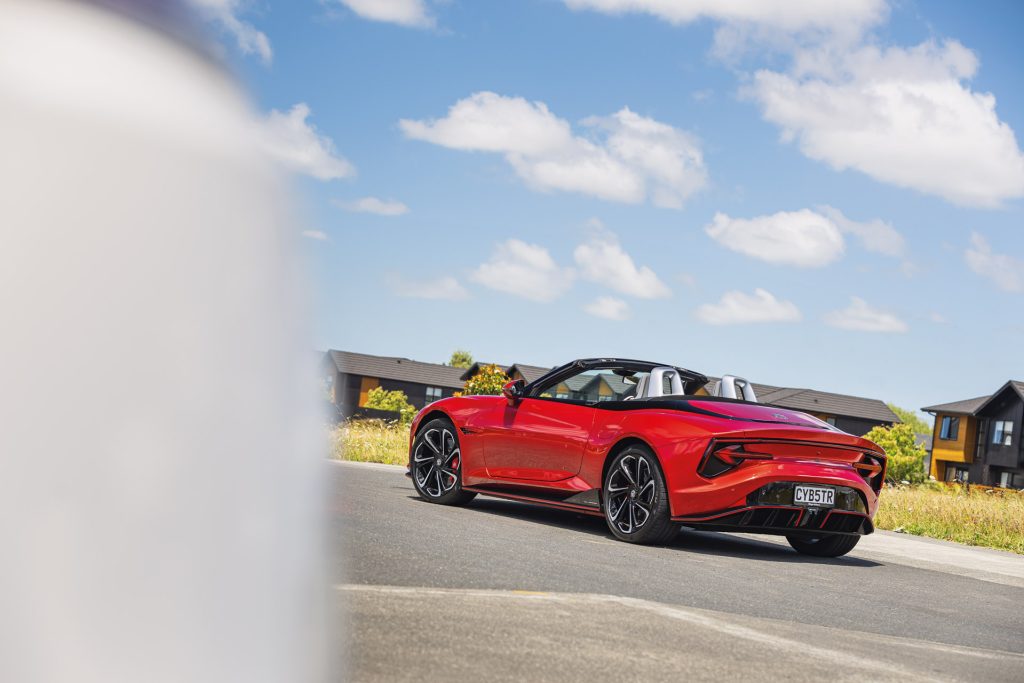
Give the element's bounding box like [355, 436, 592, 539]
[876, 484, 1024, 554]
[331, 419, 410, 466]
[331, 421, 1024, 554]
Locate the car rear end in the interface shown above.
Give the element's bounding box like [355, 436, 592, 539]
[660, 401, 886, 539]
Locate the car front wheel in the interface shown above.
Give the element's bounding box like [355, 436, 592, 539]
[603, 445, 677, 544]
[410, 418, 476, 506]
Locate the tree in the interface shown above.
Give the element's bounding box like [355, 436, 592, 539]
[863, 423, 927, 484]
[887, 403, 930, 436]
[448, 349, 474, 369]
[456, 363, 509, 396]
[364, 386, 416, 424]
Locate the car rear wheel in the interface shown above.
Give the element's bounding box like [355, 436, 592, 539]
[786, 533, 860, 558]
[603, 445, 676, 544]
[411, 419, 476, 506]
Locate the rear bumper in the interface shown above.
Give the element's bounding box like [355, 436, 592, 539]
[672, 482, 875, 536]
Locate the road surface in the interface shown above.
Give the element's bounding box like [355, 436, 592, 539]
[332, 461, 1024, 682]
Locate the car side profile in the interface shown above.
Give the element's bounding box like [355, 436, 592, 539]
[406, 358, 887, 557]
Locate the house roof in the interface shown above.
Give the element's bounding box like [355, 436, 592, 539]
[328, 350, 466, 389]
[508, 363, 552, 384]
[921, 395, 992, 415]
[704, 377, 899, 424]
[972, 380, 1024, 416]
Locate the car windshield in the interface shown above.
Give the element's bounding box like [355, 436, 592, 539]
[535, 368, 648, 402]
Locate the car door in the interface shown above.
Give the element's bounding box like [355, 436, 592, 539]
[483, 397, 596, 482]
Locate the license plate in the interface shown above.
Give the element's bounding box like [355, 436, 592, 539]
[794, 485, 835, 507]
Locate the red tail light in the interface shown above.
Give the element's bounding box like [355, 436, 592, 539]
[854, 453, 886, 492]
[698, 442, 773, 478]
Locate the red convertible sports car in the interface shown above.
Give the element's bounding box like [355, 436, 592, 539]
[407, 358, 886, 557]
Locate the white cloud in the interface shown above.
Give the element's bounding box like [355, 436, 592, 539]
[573, 226, 670, 299]
[817, 205, 905, 258]
[333, 197, 409, 216]
[389, 275, 468, 300]
[747, 40, 1024, 207]
[561, 0, 886, 34]
[301, 230, 328, 241]
[471, 239, 574, 302]
[705, 209, 844, 267]
[334, 0, 434, 28]
[584, 296, 630, 321]
[965, 233, 1024, 293]
[928, 312, 947, 324]
[188, 0, 272, 64]
[259, 104, 355, 181]
[695, 288, 802, 325]
[824, 297, 908, 332]
[400, 92, 706, 207]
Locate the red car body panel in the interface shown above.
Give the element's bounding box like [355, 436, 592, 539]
[409, 385, 886, 536]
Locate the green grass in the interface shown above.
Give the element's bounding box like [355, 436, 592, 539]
[875, 484, 1024, 554]
[331, 420, 1024, 554]
[331, 419, 410, 466]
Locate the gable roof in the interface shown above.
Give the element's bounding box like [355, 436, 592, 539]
[704, 377, 899, 424]
[508, 363, 552, 384]
[327, 350, 466, 389]
[972, 380, 1024, 416]
[921, 395, 992, 415]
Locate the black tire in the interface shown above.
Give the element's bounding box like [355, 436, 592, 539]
[786, 533, 861, 558]
[410, 418, 476, 506]
[603, 445, 677, 544]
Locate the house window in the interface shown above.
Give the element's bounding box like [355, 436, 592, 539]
[993, 421, 1014, 446]
[425, 386, 443, 403]
[999, 471, 1012, 488]
[944, 466, 969, 483]
[825, 416, 837, 426]
[939, 416, 960, 440]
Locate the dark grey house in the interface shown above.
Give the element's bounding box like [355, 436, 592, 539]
[324, 350, 465, 419]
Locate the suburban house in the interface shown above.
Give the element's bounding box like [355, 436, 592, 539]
[324, 350, 465, 418]
[325, 350, 899, 436]
[923, 381, 1024, 489]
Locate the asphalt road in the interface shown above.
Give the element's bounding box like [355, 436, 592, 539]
[333, 461, 1024, 682]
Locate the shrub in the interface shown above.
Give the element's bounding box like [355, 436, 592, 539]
[457, 363, 509, 396]
[364, 386, 416, 424]
[864, 423, 927, 484]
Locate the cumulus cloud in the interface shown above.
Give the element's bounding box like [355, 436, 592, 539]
[965, 233, 1023, 293]
[573, 226, 670, 298]
[746, 40, 1024, 207]
[400, 92, 706, 207]
[584, 296, 630, 321]
[301, 230, 328, 241]
[389, 275, 468, 300]
[259, 104, 355, 181]
[471, 239, 575, 302]
[695, 289, 802, 325]
[824, 297, 908, 332]
[705, 209, 844, 267]
[333, 0, 434, 28]
[333, 197, 409, 216]
[188, 0, 272, 64]
[561, 0, 885, 33]
[817, 205, 905, 258]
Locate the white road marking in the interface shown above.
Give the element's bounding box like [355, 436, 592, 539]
[330, 459, 406, 471]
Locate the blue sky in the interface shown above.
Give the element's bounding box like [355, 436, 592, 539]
[197, 0, 1024, 416]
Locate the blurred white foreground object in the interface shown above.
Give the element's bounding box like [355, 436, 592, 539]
[0, 1, 327, 681]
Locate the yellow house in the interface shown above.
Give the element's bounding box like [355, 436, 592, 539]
[922, 395, 996, 483]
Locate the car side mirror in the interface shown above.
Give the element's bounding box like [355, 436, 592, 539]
[502, 379, 525, 404]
